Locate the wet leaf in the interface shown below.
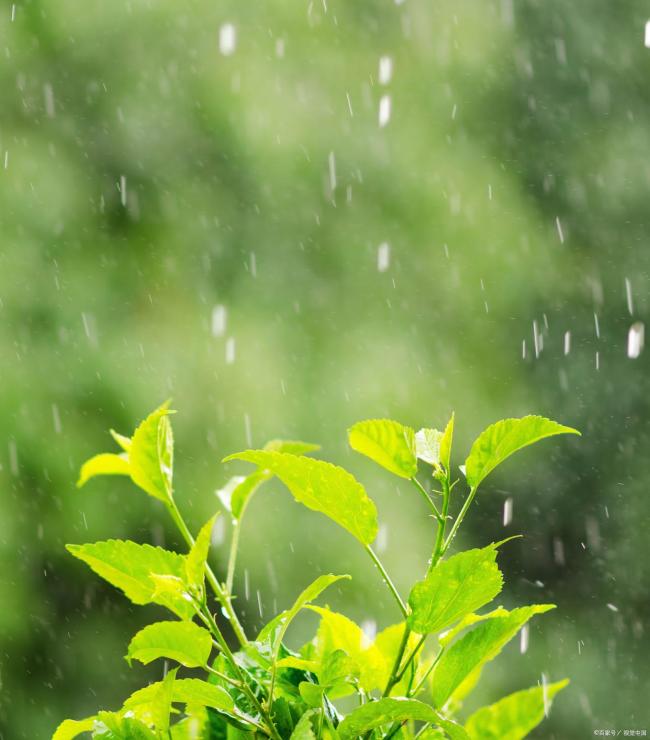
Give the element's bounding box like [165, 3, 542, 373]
[126, 621, 212, 668]
[348, 419, 418, 478]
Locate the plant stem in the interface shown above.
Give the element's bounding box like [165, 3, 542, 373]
[429, 476, 451, 572]
[166, 498, 248, 647]
[409, 646, 445, 697]
[442, 485, 478, 555]
[205, 664, 244, 690]
[395, 634, 426, 682]
[198, 608, 281, 740]
[226, 517, 242, 594]
[382, 624, 411, 697]
[410, 477, 444, 523]
[364, 544, 407, 617]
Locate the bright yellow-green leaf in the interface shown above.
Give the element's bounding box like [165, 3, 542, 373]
[110, 429, 132, 452]
[217, 471, 271, 521]
[129, 402, 175, 502]
[93, 712, 157, 739]
[263, 439, 321, 455]
[126, 621, 213, 668]
[185, 514, 218, 591]
[465, 680, 569, 740]
[438, 607, 510, 647]
[408, 543, 504, 634]
[374, 622, 424, 693]
[440, 413, 455, 472]
[308, 606, 386, 692]
[52, 717, 96, 740]
[290, 709, 317, 740]
[66, 540, 195, 619]
[415, 428, 443, 467]
[223, 450, 378, 545]
[432, 605, 556, 707]
[77, 452, 130, 488]
[338, 698, 469, 740]
[348, 419, 418, 478]
[124, 678, 235, 716]
[465, 416, 580, 489]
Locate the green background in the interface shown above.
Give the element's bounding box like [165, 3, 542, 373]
[1, 0, 648, 736]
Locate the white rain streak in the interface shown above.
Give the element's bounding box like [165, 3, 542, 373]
[4, 151, 8, 169]
[211, 305, 227, 337]
[52, 403, 62, 434]
[625, 277, 634, 315]
[250, 252, 257, 277]
[43, 83, 55, 118]
[211, 516, 226, 546]
[378, 94, 391, 127]
[375, 523, 388, 553]
[328, 151, 337, 191]
[542, 674, 550, 717]
[593, 312, 601, 339]
[555, 216, 564, 243]
[244, 413, 252, 447]
[645, 20, 650, 47]
[225, 337, 236, 364]
[606, 603, 619, 612]
[81, 312, 98, 347]
[563, 331, 571, 355]
[11, 4, 16, 21]
[377, 242, 390, 272]
[346, 93, 354, 117]
[520, 624, 529, 654]
[533, 320, 542, 358]
[502, 497, 513, 526]
[361, 619, 377, 649]
[378, 55, 393, 85]
[627, 321, 644, 359]
[119, 175, 127, 206]
[522, 339, 527, 359]
[8, 440, 18, 475]
[219, 23, 237, 56]
[595, 351, 600, 370]
[244, 569, 250, 600]
[275, 39, 285, 58]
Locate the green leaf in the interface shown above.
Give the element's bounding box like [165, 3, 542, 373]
[348, 419, 418, 478]
[432, 605, 556, 707]
[438, 607, 510, 648]
[129, 402, 175, 502]
[415, 428, 443, 467]
[299, 682, 326, 708]
[465, 416, 580, 489]
[52, 717, 96, 740]
[66, 540, 195, 619]
[265, 574, 350, 653]
[126, 620, 213, 667]
[440, 413, 455, 472]
[289, 710, 317, 740]
[92, 712, 157, 739]
[374, 623, 425, 694]
[223, 450, 378, 545]
[465, 680, 569, 740]
[264, 439, 321, 455]
[185, 514, 218, 591]
[407, 543, 505, 634]
[110, 429, 132, 452]
[217, 471, 271, 520]
[124, 678, 235, 716]
[338, 698, 469, 740]
[77, 453, 131, 488]
[309, 606, 386, 692]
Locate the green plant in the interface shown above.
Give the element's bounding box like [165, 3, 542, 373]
[54, 404, 579, 740]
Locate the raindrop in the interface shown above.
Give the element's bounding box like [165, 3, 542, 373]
[361, 620, 377, 649]
[244, 413, 252, 447]
[345, 93, 354, 117]
[606, 603, 619, 613]
[377, 242, 390, 272]
[119, 175, 127, 207]
[563, 331, 571, 355]
[212, 516, 226, 546]
[219, 23, 237, 56]
[502, 497, 513, 526]
[375, 523, 388, 553]
[8, 440, 18, 476]
[645, 20, 650, 48]
[225, 337, 236, 364]
[43, 83, 55, 118]
[250, 252, 257, 278]
[625, 277, 634, 315]
[256, 590, 264, 618]
[328, 151, 337, 191]
[11, 4, 16, 21]
[541, 674, 550, 716]
[593, 312, 600, 339]
[378, 56, 393, 85]
[555, 216, 564, 244]
[211, 305, 227, 337]
[378, 94, 391, 127]
[627, 321, 644, 359]
[553, 537, 565, 566]
[520, 624, 529, 654]
[244, 569, 250, 600]
[52, 403, 62, 434]
[3, 151, 8, 169]
[275, 38, 285, 58]
[533, 320, 541, 358]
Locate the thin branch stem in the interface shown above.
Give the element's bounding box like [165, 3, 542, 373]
[429, 476, 451, 572]
[410, 477, 444, 523]
[382, 624, 411, 697]
[364, 545, 407, 617]
[442, 485, 478, 555]
[395, 634, 427, 682]
[409, 646, 445, 697]
[166, 498, 248, 647]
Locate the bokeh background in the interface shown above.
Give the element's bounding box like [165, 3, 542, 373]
[1, 0, 649, 737]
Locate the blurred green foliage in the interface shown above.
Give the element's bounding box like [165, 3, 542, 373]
[0, 0, 648, 737]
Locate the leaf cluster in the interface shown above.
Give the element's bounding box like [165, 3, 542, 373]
[55, 405, 579, 740]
